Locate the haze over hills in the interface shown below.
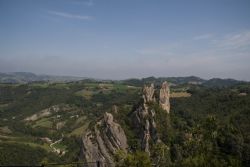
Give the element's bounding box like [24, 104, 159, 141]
[0, 72, 247, 88]
[1, 1, 250, 81]
[0, 72, 89, 83]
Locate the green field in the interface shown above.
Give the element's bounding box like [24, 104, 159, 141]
[32, 118, 53, 128]
[69, 123, 89, 136]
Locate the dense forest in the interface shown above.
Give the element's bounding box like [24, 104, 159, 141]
[0, 78, 249, 166]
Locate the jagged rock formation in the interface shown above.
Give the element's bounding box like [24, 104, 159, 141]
[133, 82, 170, 154]
[159, 81, 170, 113]
[81, 82, 170, 165]
[133, 104, 158, 154]
[82, 112, 128, 167]
[143, 83, 156, 103]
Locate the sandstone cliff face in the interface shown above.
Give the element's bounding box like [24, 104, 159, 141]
[133, 82, 170, 154]
[82, 112, 127, 167]
[159, 81, 170, 113]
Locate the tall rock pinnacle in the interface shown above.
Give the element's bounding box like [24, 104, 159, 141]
[143, 83, 155, 103]
[159, 81, 170, 113]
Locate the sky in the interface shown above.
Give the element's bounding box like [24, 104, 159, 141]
[0, 0, 250, 80]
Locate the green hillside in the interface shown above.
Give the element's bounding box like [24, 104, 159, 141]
[0, 80, 249, 166]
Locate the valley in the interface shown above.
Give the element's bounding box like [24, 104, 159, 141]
[0, 77, 249, 166]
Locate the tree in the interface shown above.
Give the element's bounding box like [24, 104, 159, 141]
[115, 151, 151, 167]
[151, 142, 171, 166]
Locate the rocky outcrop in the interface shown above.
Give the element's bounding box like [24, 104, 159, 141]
[134, 104, 158, 154]
[143, 83, 155, 103]
[159, 81, 170, 113]
[132, 82, 170, 154]
[133, 84, 157, 154]
[81, 82, 171, 164]
[82, 112, 127, 167]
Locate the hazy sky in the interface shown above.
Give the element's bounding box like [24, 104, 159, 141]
[1, 0, 250, 80]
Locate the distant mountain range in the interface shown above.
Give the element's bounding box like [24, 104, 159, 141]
[0, 72, 87, 83]
[122, 76, 247, 88]
[0, 72, 247, 87]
